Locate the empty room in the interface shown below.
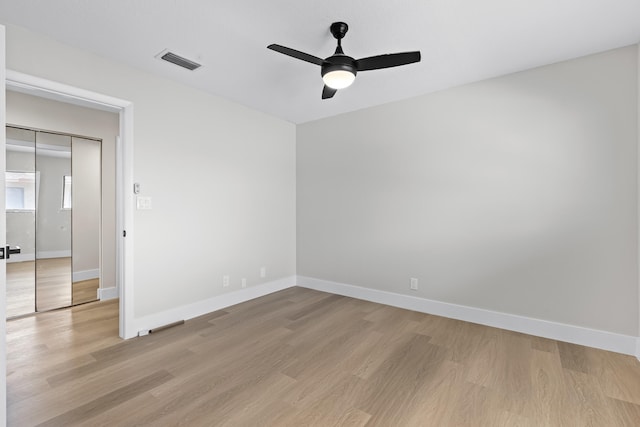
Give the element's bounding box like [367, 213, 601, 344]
[1, 1, 640, 426]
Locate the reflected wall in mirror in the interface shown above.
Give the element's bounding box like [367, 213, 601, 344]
[35, 132, 72, 312]
[72, 137, 101, 305]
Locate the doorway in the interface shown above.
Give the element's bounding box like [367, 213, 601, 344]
[5, 125, 102, 317]
[5, 69, 135, 339]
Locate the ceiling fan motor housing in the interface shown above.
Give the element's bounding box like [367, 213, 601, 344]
[322, 22, 357, 80]
[321, 55, 358, 79]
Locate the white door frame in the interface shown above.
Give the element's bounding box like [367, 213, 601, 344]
[5, 70, 136, 339]
[1, 23, 7, 427]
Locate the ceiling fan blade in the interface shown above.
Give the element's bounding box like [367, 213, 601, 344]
[267, 44, 324, 66]
[356, 51, 421, 71]
[322, 85, 337, 99]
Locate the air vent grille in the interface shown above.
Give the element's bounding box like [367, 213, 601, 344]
[159, 51, 201, 71]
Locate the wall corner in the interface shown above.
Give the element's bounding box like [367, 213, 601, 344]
[637, 43, 640, 360]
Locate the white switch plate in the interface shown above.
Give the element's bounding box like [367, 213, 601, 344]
[241, 278, 247, 288]
[410, 278, 418, 291]
[136, 196, 152, 210]
[260, 267, 266, 278]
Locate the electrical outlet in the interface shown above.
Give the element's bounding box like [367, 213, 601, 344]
[241, 278, 247, 288]
[136, 196, 152, 210]
[410, 278, 418, 291]
[260, 267, 266, 278]
[223, 275, 229, 287]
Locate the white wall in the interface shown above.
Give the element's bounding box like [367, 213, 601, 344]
[6, 91, 118, 289]
[298, 46, 639, 337]
[4, 24, 297, 318]
[35, 150, 71, 255]
[72, 137, 101, 275]
[1, 23, 7, 427]
[637, 44, 640, 359]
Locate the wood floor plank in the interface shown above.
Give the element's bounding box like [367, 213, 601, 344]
[36, 370, 173, 427]
[607, 397, 640, 426]
[351, 320, 421, 381]
[558, 340, 593, 373]
[6, 287, 640, 426]
[598, 351, 640, 406]
[526, 349, 565, 424]
[281, 374, 371, 426]
[358, 334, 449, 423]
[72, 278, 99, 305]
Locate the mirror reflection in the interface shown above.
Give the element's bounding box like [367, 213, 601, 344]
[5, 126, 102, 317]
[6, 126, 36, 317]
[71, 137, 102, 305]
[35, 132, 73, 311]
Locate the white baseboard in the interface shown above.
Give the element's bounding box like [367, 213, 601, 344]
[133, 276, 296, 336]
[7, 253, 34, 263]
[73, 269, 99, 282]
[98, 286, 118, 301]
[37, 250, 71, 259]
[297, 275, 638, 357]
[7, 251, 75, 263]
[7, 259, 98, 283]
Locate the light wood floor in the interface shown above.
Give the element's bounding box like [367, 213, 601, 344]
[6, 260, 36, 318]
[35, 258, 72, 312]
[72, 278, 100, 306]
[6, 258, 98, 318]
[6, 287, 640, 426]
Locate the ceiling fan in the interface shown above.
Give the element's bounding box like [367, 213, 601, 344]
[268, 22, 421, 99]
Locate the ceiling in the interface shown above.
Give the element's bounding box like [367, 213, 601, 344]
[1, 0, 639, 124]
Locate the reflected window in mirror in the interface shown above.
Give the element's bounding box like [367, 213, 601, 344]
[6, 171, 39, 211]
[62, 175, 72, 210]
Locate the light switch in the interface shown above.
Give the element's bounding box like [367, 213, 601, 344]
[136, 196, 152, 210]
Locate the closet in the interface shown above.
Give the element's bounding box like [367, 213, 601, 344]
[5, 125, 101, 317]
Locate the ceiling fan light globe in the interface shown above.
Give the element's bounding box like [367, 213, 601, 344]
[322, 70, 356, 89]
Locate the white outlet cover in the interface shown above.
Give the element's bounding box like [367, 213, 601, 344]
[241, 278, 247, 288]
[136, 196, 152, 210]
[410, 278, 418, 290]
[260, 267, 266, 278]
[223, 275, 229, 287]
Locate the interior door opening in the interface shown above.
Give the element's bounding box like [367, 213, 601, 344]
[5, 69, 135, 339]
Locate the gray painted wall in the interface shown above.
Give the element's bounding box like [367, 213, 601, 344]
[35, 150, 71, 254]
[298, 46, 639, 336]
[72, 137, 101, 274]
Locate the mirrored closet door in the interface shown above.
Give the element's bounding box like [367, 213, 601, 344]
[5, 125, 102, 318]
[6, 126, 37, 317]
[35, 131, 73, 312]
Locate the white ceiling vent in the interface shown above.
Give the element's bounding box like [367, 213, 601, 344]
[156, 49, 201, 71]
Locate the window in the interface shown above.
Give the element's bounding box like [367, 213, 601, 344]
[6, 171, 38, 211]
[62, 175, 72, 210]
[6, 187, 25, 209]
